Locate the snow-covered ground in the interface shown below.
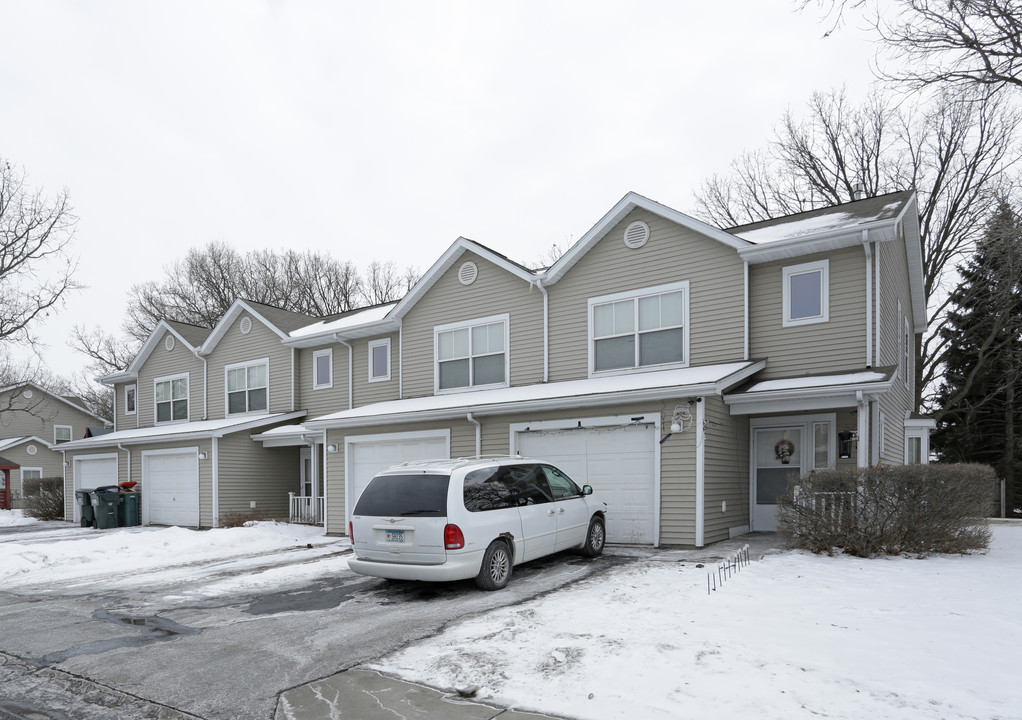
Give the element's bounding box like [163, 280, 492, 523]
[373, 525, 1022, 720]
[0, 509, 37, 527]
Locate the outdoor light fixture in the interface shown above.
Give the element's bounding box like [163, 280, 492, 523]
[327, 444, 339, 453]
[838, 430, 857, 459]
[198, 451, 208, 460]
[670, 405, 693, 433]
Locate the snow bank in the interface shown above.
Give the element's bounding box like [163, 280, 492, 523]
[373, 526, 1021, 720]
[0, 509, 37, 527]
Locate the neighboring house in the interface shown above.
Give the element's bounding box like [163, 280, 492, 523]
[60, 190, 933, 547]
[0, 383, 108, 508]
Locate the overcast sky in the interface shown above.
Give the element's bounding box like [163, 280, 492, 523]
[2, 1, 879, 380]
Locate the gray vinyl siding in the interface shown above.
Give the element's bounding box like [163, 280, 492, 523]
[0, 390, 100, 444]
[352, 333, 401, 407]
[113, 382, 140, 431]
[5, 444, 65, 510]
[547, 207, 747, 383]
[702, 395, 749, 545]
[297, 346, 350, 418]
[876, 238, 915, 465]
[400, 252, 544, 399]
[749, 247, 867, 379]
[205, 312, 294, 419]
[659, 403, 697, 545]
[137, 328, 205, 427]
[215, 433, 298, 524]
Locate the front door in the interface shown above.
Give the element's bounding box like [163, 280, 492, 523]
[752, 426, 803, 531]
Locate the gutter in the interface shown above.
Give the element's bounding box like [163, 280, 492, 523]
[533, 278, 550, 383]
[466, 413, 482, 458]
[863, 233, 873, 368]
[191, 348, 209, 420]
[695, 397, 705, 548]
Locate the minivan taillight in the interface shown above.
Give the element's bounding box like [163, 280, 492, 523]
[348, 521, 353, 543]
[444, 524, 465, 550]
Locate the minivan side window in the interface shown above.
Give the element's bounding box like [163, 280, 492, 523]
[508, 464, 553, 505]
[542, 465, 583, 499]
[463, 467, 518, 512]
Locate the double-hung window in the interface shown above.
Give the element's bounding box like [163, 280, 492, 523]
[227, 360, 268, 414]
[155, 374, 189, 423]
[313, 349, 332, 390]
[54, 425, 72, 444]
[369, 338, 391, 382]
[125, 384, 137, 415]
[435, 315, 508, 392]
[783, 259, 829, 327]
[590, 282, 688, 374]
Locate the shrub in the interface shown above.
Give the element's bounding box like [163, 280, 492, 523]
[777, 464, 996, 557]
[218, 509, 283, 528]
[22, 477, 66, 521]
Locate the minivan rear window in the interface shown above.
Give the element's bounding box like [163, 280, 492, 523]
[353, 474, 450, 517]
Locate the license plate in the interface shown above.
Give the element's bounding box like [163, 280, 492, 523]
[385, 530, 405, 543]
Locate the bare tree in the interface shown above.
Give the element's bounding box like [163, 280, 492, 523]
[694, 87, 1021, 410]
[364, 260, 403, 305]
[0, 158, 79, 347]
[803, 0, 1022, 92]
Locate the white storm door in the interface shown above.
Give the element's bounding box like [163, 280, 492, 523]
[144, 449, 200, 528]
[752, 427, 803, 532]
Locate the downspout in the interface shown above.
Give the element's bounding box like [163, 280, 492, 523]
[191, 348, 208, 420]
[290, 347, 296, 412]
[398, 322, 404, 399]
[695, 397, 706, 548]
[467, 413, 481, 458]
[211, 437, 219, 528]
[117, 443, 131, 523]
[743, 260, 750, 361]
[534, 278, 550, 383]
[334, 334, 353, 410]
[863, 234, 873, 368]
[874, 241, 881, 368]
[321, 430, 328, 534]
[856, 390, 869, 468]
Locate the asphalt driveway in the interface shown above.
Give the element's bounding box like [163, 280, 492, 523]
[0, 521, 638, 720]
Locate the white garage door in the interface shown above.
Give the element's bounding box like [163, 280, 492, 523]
[517, 424, 657, 545]
[76, 456, 118, 489]
[347, 433, 449, 519]
[144, 450, 199, 527]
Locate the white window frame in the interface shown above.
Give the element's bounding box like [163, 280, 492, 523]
[125, 384, 137, 416]
[312, 349, 333, 390]
[434, 313, 510, 394]
[368, 338, 391, 383]
[225, 358, 270, 416]
[154, 373, 190, 424]
[54, 425, 72, 444]
[20, 467, 43, 484]
[782, 259, 829, 327]
[588, 281, 690, 377]
[905, 430, 929, 465]
[878, 411, 887, 458]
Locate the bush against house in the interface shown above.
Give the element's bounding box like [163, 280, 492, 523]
[777, 465, 996, 557]
[21, 476, 65, 521]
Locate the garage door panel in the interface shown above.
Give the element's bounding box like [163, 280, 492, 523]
[144, 451, 199, 527]
[518, 425, 656, 546]
[349, 436, 448, 517]
[75, 457, 118, 522]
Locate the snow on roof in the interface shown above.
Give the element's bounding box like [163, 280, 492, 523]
[731, 193, 911, 245]
[290, 303, 397, 339]
[59, 412, 307, 450]
[0, 436, 49, 452]
[307, 362, 762, 428]
[742, 371, 890, 394]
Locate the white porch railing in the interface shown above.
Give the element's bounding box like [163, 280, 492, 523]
[289, 493, 325, 525]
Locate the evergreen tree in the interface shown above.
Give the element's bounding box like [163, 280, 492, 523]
[932, 200, 1022, 515]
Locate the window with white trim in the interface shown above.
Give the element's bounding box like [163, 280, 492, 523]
[435, 315, 508, 391]
[369, 338, 391, 382]
[907, 436, 923, 465]
[878, 411, 887, 457]
[783, 259, 829, 327]
[155, 374, 189, 423]
[313, 349, 333, 390]
[21, 468, 42, 483]
[226, 360, 268, 414]
[589, 282, 688, 373]
[54, 425, 72, 444]
[125, 384, 136, 415]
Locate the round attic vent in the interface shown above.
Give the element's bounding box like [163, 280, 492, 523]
[458, 261, 478, 286]
[165, 334, 175, 351]
[240, 317, 253, 334]
[22, 389, 33, 399]
[26, 445, 37, 456]
[623, 221, 650, 249]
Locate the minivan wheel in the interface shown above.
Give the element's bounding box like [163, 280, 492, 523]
[475, 540, 512, 591]
[582, 516, 605, 557]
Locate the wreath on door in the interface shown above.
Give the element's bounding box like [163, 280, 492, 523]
[775, 439, 795, 465]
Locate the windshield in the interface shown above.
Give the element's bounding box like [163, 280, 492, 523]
[353, 473, 450, 517]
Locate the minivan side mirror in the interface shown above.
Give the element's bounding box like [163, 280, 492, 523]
[582, 485, 593, 496]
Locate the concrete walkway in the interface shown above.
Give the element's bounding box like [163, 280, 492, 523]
[277, 533, 783, 720]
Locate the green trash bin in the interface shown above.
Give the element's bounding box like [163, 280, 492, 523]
[91, 487, 120, 529]
[118, 492, 140, 527]
[76, 488, 96, 528]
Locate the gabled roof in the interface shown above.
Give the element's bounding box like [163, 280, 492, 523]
[286, 302, 399, 347]
[723, 367, 896, 415]
[166, 320, 213, 348]
[540, 192, 750, 285]
[198, 299, 320, 354]
[0, 436, 52, 453]
[0, 383, 106, 422]
[388, 237, 538, 320]
[101, 319, 209, 384]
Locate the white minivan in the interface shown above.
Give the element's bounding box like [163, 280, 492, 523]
[347, 457, 608, 590]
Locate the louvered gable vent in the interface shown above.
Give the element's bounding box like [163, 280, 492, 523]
[623, 220, 650, 249]
[458, 261, 478, 285]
